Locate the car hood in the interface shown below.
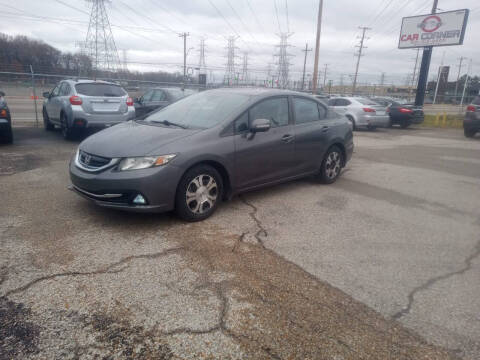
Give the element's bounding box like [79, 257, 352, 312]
[79, 121, 201, 158]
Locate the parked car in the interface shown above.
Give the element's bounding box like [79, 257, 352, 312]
[134, 87, 196, 118]
[327, 97, 389, 130]
[0, 91, 12, 144]
[42, 79, 135, 139]
[464, 95, 480, 138]
[371, 97, 424, 128]
[70, 89, 354, 221]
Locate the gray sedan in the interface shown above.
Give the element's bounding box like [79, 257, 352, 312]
[69, 89, 354, 221]
[328, 97, 390, 130]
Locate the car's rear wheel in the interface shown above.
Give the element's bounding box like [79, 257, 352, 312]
[175, 164, 223, 222]
[346, 115, 356, 131]
[464, 128, 476, 138]
[400, 119, 411, 128]
[0, 124, 13, 144]
[43, 108, 54, 131]
[60, 112, 76, 140]
[318, 146, 343, 184]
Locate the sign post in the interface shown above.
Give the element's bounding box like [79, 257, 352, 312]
[397, 2, 469, 106]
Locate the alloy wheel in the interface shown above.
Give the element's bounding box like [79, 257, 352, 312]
[325, 151, 341, 180]
[185, 174, 218, 214]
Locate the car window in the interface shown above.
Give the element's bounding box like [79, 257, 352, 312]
[151, 90, 166, 101]
[327, 99, 336, 106]
[51, 85, 61, 97]
[250, 97, 289, 128]
[318, 104, 327, 119]
[59, 83, 71, 96]
[336, 99, 350, 106]
[294, 98, 321, 124]
[75, 83, 126, 97]
[142, 90, 153, 102]
[166, 88, 186, 101]
[471, 96, 480, 105]
[234, 111, 249, 133]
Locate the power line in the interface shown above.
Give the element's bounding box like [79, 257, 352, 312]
[224, 0, 261, 46]
[245, 0, 266, 33]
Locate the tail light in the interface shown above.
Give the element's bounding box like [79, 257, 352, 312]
[69, 95, 82, 105]
[386, 107, 390, 113]
[0, 109, 7, 117]
[399, 108, 413, 114]
[363, 108, 376, 113]
[466, 105, 476, 112]
[126, 97, 134, 106]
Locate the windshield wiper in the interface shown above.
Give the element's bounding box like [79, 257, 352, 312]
[150, 119, 188, 129]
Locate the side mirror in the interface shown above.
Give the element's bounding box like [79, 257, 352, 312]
[0, 91, 5, 97]
[43, 91, 50, 98]
[251, 118, 271, 133]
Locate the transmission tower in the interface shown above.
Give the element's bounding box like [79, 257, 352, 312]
[121, 49, 128, 73]
[241, 52, 249, 85]
[197, 38, 207, 75]
[274, 33, 294, 89]
[224, 36, 239, 86]
[84, 0, 121, 75]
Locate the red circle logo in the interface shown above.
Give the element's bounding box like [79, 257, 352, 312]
[418, 15, 442, 32]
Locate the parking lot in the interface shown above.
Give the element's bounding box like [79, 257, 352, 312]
[1, 126, 479, 359]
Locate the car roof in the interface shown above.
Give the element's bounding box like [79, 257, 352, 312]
[202, 87, 319, 100]
[64, 79, 120, 85]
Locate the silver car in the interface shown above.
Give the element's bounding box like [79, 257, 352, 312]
[328, 97, 390, 130]
[42, 79, 135, 139]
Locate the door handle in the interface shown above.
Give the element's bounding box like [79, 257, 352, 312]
[321, 126, 329, 133]
[281, 134, 294, 143]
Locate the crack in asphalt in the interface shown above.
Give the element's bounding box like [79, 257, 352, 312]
[239, 195, 267, 248]
[231, 231, 248, 253]
[393, 239, 480, 320]
[1, 247, 184, 298]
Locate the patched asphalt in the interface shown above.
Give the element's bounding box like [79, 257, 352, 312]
[1, 126, 478, 359]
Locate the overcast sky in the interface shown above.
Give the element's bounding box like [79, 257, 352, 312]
[0, 0, 479, 85]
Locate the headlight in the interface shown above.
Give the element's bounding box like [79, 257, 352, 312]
[117, 154, 176, 171]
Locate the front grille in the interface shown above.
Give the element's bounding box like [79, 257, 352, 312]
[78, 150, 111, 169]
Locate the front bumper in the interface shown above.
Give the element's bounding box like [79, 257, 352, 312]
[69, 159, 184, 213]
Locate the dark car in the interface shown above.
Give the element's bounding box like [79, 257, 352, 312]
[134, 87, 196, 118]
[464, 96, 480, 138]
[69, 89, 353, 221]
[0, 91, 12, 144]
[371, 97, 424, 128]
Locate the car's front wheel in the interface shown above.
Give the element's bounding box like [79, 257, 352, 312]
[43, 108, 54, 131]
[60, 113, 76, 140]
[175, 164, 223, 222]
[318, 146, 343, 184]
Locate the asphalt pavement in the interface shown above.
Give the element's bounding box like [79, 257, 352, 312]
[1, 126, 479, 359]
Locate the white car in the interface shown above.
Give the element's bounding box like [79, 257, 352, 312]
[328, 97, 390, 130]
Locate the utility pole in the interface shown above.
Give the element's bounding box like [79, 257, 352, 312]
[411, 48, 420, 87]
[460, 58, 472, 106]
[322, 63, 329, 89]
[312, 0, 323, 94]
[352, 26, 370, 95]
[179, 32, 189, 89]
[433, 50, 445, 104]
[301, 43, 312, 90]
[415, 0, 438, 106]
[454, 56, 466, 101]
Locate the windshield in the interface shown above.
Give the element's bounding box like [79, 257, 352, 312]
[75, 83, 127, 97]
[165, 88, 188, 101]
[143, 91, 250, 129]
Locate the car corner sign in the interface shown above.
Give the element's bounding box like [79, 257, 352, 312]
[398, 9, 469, 49]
